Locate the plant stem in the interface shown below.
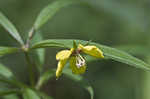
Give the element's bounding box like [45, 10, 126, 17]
[26, 27, 35, 48]
[24, 52, 35, 87]
[22, 27, 36, 87]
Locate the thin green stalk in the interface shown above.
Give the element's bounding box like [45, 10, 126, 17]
[24, 52, 35, 87]
[0, 77, 28, 88]
[22, 27, 36, 87]
[25, 27, 35, 49]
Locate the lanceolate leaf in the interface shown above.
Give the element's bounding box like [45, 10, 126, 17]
[0, 63, 15, 86]
[84, 86, 94, 99]
[31, 32, 45, 73]
[115, 45, 150, 56]
[23, 88, 40, 99]
[36, 70, 55, 89]
[31, 39, 150, 71]
[38, 92, 53, 99]
[2, 94, 20, 99]
[0, 47, 19, 57]
[0, 63, 14, 79]
[0, 83, 20, 98]
[0, 63, 26, 88]
[0, 12, 24, 45]
[34, 0, 83, 30]
[0, 89, 19, 96]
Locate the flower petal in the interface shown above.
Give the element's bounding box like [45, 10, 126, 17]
[69, 56, 86, 74]
[56, 50, 71, 60]
[56, 59, 67, 78]
[56, 48, 74, 60]
[78, 44, 104, 58]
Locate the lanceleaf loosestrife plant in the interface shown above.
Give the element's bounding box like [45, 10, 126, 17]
[0, 0, 150, 99]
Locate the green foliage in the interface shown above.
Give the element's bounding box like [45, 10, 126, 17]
[0, 0, 149, 99]
[23, 88, 40, 99]
[38, 92, 53, 99]
[0, 89, 19, 97]
[34, 0, 82, 30]
[32, 39, 150, 71]
[2, 94, 19, 99]
[0, 63, 14, 78]
[0, 12, 24, 45]
[0, 47, 19, 57]
[36, 70, 55, 90]
[31, 32, 45, 73]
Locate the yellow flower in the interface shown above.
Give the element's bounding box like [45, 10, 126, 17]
[56, 43, 104, 78]
[78, 44, 104, 58]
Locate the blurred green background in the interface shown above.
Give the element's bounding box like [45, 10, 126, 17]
[0, 0, 150, 99]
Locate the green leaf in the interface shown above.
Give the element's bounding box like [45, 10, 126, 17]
[0, 47, 19, 57]
[31, 39, 150, 71]
[84, 86, 94, 99]
[2, 94, 20, 99]
[38, 92, 53, 99]
[0, 83, 20, 98]
[0, 89, 19, 96]
[36, 48, 45, 67]
[0, 63, 26, 88]
[0, 12, 24, 45]
[23, 88, 40, 99]
[0, 63, 14, 79]
[0, 77, 26, 89]
[115, 45, 150, 56]
[36, 70, 55, 90]
[34, 0, 82, 30]
[63, 69, 94, 99]
[31, 32, 45, 73]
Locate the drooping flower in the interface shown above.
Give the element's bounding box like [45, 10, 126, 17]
[56, 42, 104, 78]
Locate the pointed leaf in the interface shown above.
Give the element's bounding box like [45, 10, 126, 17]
[38, 92, 53, 99]
[0, 63, 14, 79]
[31, 39, 150, 71]
[115, 45, 150, 56]
[0, 89, 19, 96]
[34, 0, 82, 30]
[0, 63, 26, 88]
[0, 83, 19, 98]
[2, 94, 19, 99]
[31, 32, 45, 73]
[23, 88, 40, 99]
[36, 70, 55, 89]
[0, 12, 24, 45]
[0, 47, 19, 57]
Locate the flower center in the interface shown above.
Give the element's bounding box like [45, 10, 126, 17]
[76, 54, 86, 68]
